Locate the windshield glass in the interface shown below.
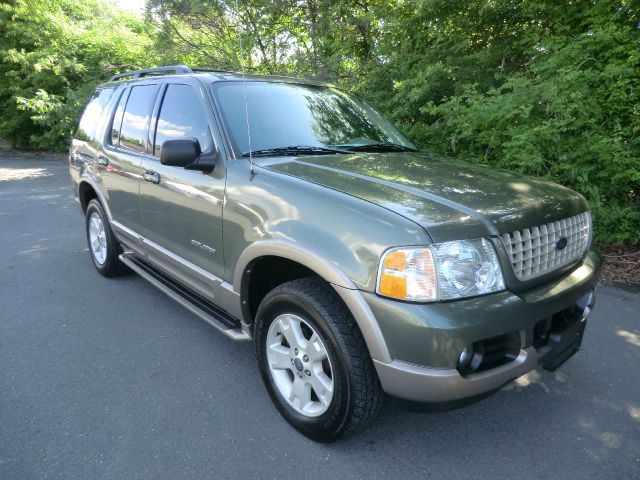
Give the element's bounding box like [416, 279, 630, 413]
[212, 81, 416, 155]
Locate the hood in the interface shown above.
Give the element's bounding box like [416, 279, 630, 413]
[261, 152, 588, 243]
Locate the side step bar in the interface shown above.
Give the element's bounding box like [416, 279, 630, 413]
[119, 252, 251, 341]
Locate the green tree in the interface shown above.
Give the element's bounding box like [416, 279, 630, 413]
[1, 0, 638, 244]
[357, 0, 640, 244]
[0, 0, 159, 149]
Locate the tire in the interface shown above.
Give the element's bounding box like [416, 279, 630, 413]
[255, 277, 382, 442]
[85, 199, 128, 277]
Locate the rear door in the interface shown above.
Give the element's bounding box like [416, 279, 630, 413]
[139, 77, 226, 289]
[100, 82, 160, 235]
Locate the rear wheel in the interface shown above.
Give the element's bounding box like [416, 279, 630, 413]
[85, 199, 128, 277]
[255, 277, 382, 441]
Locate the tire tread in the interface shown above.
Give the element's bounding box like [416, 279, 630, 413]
[260, 276, 382, 438]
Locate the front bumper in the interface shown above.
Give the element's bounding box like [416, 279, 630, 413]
[367, 250, 601, 402]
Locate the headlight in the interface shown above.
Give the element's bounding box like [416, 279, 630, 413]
[376, 238, 505, 302]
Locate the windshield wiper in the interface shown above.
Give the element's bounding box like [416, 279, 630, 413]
[332, 142, 418, 152]
[242, 145, 350, 157]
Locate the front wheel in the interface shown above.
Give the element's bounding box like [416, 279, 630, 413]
[254, 277, 382, 442]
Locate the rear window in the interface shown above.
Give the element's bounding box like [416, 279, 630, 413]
[118, 85, 157, 153]
[76, 88, 114, 142]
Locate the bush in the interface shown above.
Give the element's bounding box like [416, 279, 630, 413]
[0, 0, 159, 150]
[1, 0, 637, 245]
[361, 0, 640, 245]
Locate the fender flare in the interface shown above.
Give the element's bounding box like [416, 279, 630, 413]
[78, 174, 113, 220]
[234, 239, 391, 362]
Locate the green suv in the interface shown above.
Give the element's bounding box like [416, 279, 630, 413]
[69, 65, 601, 441]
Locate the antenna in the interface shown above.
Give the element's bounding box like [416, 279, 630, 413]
[235, 0, 255, 179]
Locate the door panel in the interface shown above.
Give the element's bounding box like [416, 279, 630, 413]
[100, 84, 159, 233]
[101, 147, 144, 232]
[139, 165, 224, 275]
[139, 81, 226, 280]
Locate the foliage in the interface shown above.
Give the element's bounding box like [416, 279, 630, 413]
[0, 0, 159, 149]
[0, 0, 638, 244]
[362, 1, 639, 245]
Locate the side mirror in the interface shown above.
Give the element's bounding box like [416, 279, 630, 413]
[160, 138, 217, 173]
[160, 139, 201, 167]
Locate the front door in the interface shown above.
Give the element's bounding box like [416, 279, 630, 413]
[139, 79, 226, 289]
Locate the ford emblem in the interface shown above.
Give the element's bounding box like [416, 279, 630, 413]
[555, 237, 568, 250]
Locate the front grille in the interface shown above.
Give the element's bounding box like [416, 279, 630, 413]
[500, 211, 591, 281]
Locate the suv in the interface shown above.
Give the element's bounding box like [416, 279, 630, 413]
[69, 65, 601, 441]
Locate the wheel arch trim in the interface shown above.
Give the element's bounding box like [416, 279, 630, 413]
[234, 239, 356, 292]
[78, 176, 113, 220]
[234, 239, 391, 362]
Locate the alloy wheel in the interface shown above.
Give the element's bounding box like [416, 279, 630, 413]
[266, 313, 334, 417]
[88, 211, 107, 265]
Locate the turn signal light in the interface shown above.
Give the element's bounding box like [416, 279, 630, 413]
[377, 248, 437, 301]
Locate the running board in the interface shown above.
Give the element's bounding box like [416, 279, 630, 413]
[119, 252, 251, 341]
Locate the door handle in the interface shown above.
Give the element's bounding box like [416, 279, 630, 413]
[97, 154, 109, 166]
[143, 170, 161, 184]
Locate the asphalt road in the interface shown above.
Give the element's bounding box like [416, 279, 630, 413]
[1, 154, 639, 480]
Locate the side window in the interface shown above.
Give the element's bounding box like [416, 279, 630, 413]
[154, 84, 213, 156]
[76, 88, 114, 142]
[110, 89, 128, 146]
[119, 85, 157, 153]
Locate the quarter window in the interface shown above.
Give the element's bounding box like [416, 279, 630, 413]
[154, 84, 213, 156]
[77, 88, 114, 142]
[119, 85, 157, 153]
[110, 89, 128, 146]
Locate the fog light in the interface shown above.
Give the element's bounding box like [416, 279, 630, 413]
[458, 344, 474, 370]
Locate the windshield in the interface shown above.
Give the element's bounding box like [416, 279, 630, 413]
[211, 81, 416, 156]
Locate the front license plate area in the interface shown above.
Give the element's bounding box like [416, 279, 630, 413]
[542, 317, 587, 372]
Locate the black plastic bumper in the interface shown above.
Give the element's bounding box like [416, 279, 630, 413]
[541, 315, 588, 371]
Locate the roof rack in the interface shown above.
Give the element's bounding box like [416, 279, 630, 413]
[190, 67, 234, 74]
[108, 65, 193, 82]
